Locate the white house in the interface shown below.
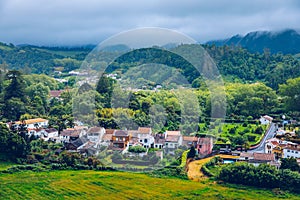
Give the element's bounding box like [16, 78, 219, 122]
[259, 115, 273, 125]
[16, 118, 49, 129]
[164, 131, 183, 155]
[137, 127, 154, 148]
[265, 138, 281, 154]
[40, 128, 59, 141]
[86, 127, 105, 144]
[283, 144, 300, 159]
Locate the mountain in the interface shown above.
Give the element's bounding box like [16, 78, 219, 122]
[206, 29, 300, 54]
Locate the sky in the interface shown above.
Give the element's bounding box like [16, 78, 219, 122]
[0, 0, 300, 46]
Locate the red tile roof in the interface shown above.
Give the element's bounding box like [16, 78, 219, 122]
[253, 153, 275, 161]
[50, 90, 64, 98]
[183, 136, 197, 142]
[113, 130, 128, 137]
[166, 131, 181, 136]
[105, 129, 115, 134]
[138, 127, 152, 134]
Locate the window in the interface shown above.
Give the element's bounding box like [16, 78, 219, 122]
[296, 151, 298, 154]
[287, 150, 290, 152]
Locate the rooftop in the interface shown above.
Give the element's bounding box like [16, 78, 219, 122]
[166, 131, 181, 136]
[138, 127, 152, 134]
[113, 130, 129, 137]
[16, 118, 48, 125]
[50, 90, 64, 98]
[87, 127, 103, 133]
[253, 153, 275, 161]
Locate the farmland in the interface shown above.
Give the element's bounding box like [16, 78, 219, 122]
[1, 169, 300, 200]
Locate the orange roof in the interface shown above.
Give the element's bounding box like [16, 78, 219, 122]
[183, 136, 197, 142]
[166, 131, 181, 136]
[50, 90, 64, 98]
[102, 134, 113, 141]
[105, 129, 115, 134]
[16, 118, 48, 125]
[271, 141, 279, 146]
[138, 127, 152, 134]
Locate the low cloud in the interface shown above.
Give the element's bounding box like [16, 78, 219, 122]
[0, 0, 299, 45]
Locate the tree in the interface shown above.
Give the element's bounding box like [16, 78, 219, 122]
[187, 146, 196, 159]
[96, 76, 115, 108]
[0, 123, 28, 159]
[279, 77, 300, 112]
[280, 157, 300, 172]
[4, 70, 26, 102]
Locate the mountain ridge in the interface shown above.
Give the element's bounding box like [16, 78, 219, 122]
[206, 29, 300, 54]
[205, 29, 300, 54]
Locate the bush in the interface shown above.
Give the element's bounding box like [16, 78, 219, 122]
[217, 162, 300, 193]
[255, 126, 264, 134]
[128, 146, 147, 153]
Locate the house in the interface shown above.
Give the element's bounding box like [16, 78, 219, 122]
[49, 90, 64, 99]
[239, 152, 276, 166]
[154, 133, 165, 149]
[111, 130, 130, 150]
[86, 127, 105, 143]
[182, 136, 197, 148]
[265, 139, 298, 159]
[15, 118, 49, 129]
[59, 129, 81, 143]
[101, 132, 113, 147]
[40, 128, 59, 142]
[265, 138, 281, 154]
[164, 131, 183, 155]
[136, 127, 154, 148]
[259, 115, 273, 125]
[126, 127, 154, 149]
[272, 144, 286, 159]
[250, 153, 276, 166]
[65, 136, 89, 151]
[283, 144, 300, 159]
[197, 137, 214, 157]
[78, 141, 99, 156]
[239, 152, 254, 161]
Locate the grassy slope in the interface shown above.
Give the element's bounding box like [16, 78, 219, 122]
[1, 170, 299, 200]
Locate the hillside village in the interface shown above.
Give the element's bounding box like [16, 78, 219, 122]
[7, 114, 300, 168]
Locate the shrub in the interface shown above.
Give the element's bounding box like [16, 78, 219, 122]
[255, 126, 264, 134]
[128, 146, 147, 153]
[217, 162, 300, 193]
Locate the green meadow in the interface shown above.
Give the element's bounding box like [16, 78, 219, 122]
[0, 169, 299, 200]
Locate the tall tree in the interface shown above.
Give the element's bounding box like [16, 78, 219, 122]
[279, 77, 300, 112]
[4, 70, 26, 102]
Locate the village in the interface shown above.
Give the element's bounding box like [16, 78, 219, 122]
[7, 114, 300, 168]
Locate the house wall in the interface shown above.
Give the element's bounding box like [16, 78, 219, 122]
[27, 121, 49, 128]
[283, 149, 300, 158]
[259, 118, 270, 125]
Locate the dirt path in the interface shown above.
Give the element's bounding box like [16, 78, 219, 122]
[187, 155, 239, 182]
[187, 157, 213, 182]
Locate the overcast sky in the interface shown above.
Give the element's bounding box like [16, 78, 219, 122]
[0, 0, 299, 46]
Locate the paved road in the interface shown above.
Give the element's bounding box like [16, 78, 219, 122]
[248, 122, 277, 153]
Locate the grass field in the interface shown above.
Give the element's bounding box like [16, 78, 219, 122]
[1, 168, 300, 200]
